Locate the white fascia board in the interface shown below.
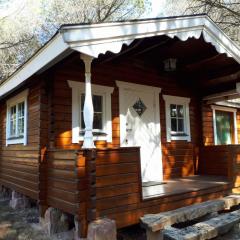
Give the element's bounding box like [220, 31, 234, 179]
[61, 15, 240, 63]
[0, 34, 70, 98]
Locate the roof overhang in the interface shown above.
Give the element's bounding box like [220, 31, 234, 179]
[61, 15, 240, 62]
[0, 15, 240, 98]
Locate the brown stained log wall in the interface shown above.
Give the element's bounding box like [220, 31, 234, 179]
[45, 147, 230, 231]
[0, 82, 42, 200]
[202, 104, 240, 146]
[0, 52, 236, 235]
[199, 145, 240, 190]
[52, 57, 201, 180]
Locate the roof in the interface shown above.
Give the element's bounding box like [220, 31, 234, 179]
[1, 14, 240, 98]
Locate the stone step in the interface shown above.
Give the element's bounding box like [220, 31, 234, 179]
[164, 209, 240, 240]
[141, 195, 240, 232]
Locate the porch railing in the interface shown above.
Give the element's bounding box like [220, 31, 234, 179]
[46, 147, 141, 236]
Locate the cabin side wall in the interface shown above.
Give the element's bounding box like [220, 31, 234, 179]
[200, 104, 240, 176]
[0, 81, 42, 200]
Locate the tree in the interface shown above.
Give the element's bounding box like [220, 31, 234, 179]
[162, 0, 240, 44]
[0, 0, 150, 80]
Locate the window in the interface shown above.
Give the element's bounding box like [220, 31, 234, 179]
[163, 95, 191, 142]
[80, 94, 103, 132]
[212, 105, 238, 145]
[6, 90, 28, 145]
[170, 104, 185, 135]
[68, 81, 114, 143]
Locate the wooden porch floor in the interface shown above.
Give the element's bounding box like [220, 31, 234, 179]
[142, 175, 230, 200]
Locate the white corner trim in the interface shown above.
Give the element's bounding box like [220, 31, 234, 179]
[0, 34, 70, 98]
[163, 95, 191, 142]
[68, 80, 114, 143]
[6, 89, 29, 146]
[6, 89, 29, 106]
[211, 105, 237, 113]
[116, 81, 161, 94]
[163, 95, 190, 104]
[211, 105, 238, 145]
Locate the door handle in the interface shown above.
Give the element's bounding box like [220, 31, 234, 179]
[126, 128, 132, 132]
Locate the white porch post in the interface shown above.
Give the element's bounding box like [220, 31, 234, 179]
[81, 54, 95, 148]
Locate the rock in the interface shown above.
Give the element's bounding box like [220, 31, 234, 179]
[141, 200, 225, 232]
[41, 207, 72, 236]
[9, 191, 31, 209]
[87, 218, 117, 240]
[223, 195, 240, 209]
[164, 209, 240, 240]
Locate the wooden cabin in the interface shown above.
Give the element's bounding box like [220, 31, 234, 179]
[0, 14, 240, 237]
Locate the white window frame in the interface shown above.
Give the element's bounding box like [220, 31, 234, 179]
[6, 89, 29, 146]
[68, 80, 114, 143]
[211, 105, 238, 145]
[163, 95, 191, 142]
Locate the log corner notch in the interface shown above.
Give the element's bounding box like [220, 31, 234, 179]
[75, 149, 97, 237]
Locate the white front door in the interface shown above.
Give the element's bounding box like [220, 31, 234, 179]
[117, 81, 163, 183]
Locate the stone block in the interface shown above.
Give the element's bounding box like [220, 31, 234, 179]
[41, 207, 71, 236]
[87, 218, 117, 240]
[9, 191, 30, 209]
[146, 230, 163, 240]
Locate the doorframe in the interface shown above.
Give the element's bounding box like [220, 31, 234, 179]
[116, 80, 161, 146]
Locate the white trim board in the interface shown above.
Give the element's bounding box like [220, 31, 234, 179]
[68, 80, 114, 143]
[211, 105, 238, 145]
[0, 15, 240, 98]
[6, 89, 29, 146]
[163, 95, 191, 142]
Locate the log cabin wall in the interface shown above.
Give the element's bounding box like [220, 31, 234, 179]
[0, 80, 42, 200]
[200, 103, 240, 177]
[202, 104, 240, 146]
[52, 55, 202, 180]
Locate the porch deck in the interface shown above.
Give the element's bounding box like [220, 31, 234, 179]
[143, 175, 230, 200]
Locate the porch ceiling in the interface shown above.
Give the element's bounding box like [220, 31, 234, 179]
[95, 35, 240, 95]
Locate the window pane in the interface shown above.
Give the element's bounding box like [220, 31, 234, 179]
[93, 95, 102, 112]
[18, 102, 25, 135]
[81, 112, 85, 129]
[216, 111, 233, 145]
[178, 119, 184, 132]
[10, 106, 16, 136]
[171, 118, 177, 132]
[177, 105, 184, 118]
[80, 94, 103, 130]
[170, 104, 176, 117]
[81, 94, 85, 110]
[93, 113, 102, 130]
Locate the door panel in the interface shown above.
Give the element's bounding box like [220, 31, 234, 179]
[119, 85, 163, 183]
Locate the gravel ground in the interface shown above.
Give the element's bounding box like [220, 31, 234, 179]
[1, 193, 240, 240]
[0, 197, 51, 240]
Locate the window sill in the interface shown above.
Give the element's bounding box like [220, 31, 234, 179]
[6, 137, 25, 145]
[170, 135, 191, 141]
[78, 136, 108, 141]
